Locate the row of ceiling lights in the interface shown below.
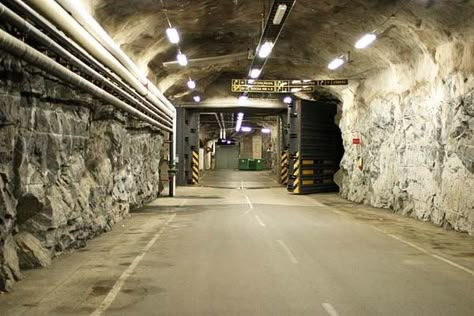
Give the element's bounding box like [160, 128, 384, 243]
[164, 19, 201, 103]
[328, 24, 386, 70]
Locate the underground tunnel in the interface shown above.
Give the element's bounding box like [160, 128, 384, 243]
[0, 0, 473, 315]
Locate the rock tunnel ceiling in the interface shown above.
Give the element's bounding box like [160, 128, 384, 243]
[84, 0, 474, 102]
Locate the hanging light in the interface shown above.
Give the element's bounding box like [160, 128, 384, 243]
[258, 41, 274, 58]
[166, 27, 180, 44]
[328, 57, 344, 70]
[250, 68, 261, 79]
[273, 4, 287, 25]
[235, 112, 244, 132]
[261, 128, 271, 134]
[355, 33, 377, 49]
[177, 53, 188, 66]
[283, 96, 292, 104]
[241, 127, 252, 132]
[238, 95, 249, 105]
[187, 79, 196, 89]
[193, 95, 201, 103]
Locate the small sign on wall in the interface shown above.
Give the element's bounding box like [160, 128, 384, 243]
[352, 138, 361, 145]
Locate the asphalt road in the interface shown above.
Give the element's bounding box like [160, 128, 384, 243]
[1, 170, 473, 316]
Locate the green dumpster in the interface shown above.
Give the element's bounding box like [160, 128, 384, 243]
[255, 159, 263, 171]
[248, 159, 256, 170]
[239, 159, 249, 170]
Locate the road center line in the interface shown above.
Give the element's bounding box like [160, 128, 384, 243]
[90, 213, 177, 316]
[277, 239, 298, 264]
[322, 303, 340, 316]
[240, 182, 254, 210]
[255, 215, 266, 227]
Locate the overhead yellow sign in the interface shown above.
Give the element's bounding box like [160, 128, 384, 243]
[231, 79, 349, 93]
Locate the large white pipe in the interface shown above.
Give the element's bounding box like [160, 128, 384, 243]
[55, 0, 176, 116]
[26, 0, 175, 118]
[56, 0, 149, 85]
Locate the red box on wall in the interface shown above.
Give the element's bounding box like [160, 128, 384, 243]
[352, 138, 361, 145]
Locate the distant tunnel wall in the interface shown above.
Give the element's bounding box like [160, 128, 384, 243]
[339, 39, 474, 235]
[0, 51, 165, 291]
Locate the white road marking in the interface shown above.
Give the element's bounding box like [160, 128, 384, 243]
[240, 180, 254, 210]
[277, 240, 298, 264]
[322, 303, 340, 316]
[308, 198, 473, 277]
[90, 213, 177, 316]
[370, 226, 474, 277]
[255, 215, 266, 227]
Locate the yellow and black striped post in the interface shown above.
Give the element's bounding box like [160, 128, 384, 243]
[192, 150, 199, 184]
[280, 151, 289, 185]
[289, 152, 301, 194]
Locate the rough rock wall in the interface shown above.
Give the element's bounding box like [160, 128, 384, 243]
[0, 52, 165, 291]
[339, 39, 474, 235]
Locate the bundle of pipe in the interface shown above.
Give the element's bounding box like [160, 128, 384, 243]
[25, 0, 175, 117]
[3, 0, 177, 131]
[0, 4, 172, 131]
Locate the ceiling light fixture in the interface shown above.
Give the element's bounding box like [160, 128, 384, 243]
[328, 57, 345, 70]
[250, 68, 261, 79]
[241, 127, 252, 132]
[355, 33, 377, 49]
[261, 128, 271, 134]
[166, 27, 180, 44]
[283, 96, 292, 104]
[187, 79, 196, 89]
[193, 95, 201, 103]
[177, 52, 188, 66]
[235, 112, 244, 132]
[273, 4, 288, 25]
[258, 41, 274, 58]
[238, 95, 249, 105]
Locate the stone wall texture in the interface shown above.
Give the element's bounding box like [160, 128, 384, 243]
[0, 52, 165, 291]
[339, 39, 474, 235]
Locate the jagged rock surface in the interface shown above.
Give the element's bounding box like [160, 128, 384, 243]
[339, 40, 474, 234]
[0, 53, 165, 291]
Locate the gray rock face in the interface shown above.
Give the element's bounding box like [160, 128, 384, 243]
[0, 52, 165, 291]
[339, 54, 474, 235]
[14, 232, 51, 269]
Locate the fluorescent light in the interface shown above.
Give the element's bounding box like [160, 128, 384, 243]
[241, 127, 252, 132]
[250, 68, 261, 79]
[273, 4, 287, 25]
[226, 140, 231, 144]
[355, 33, 377, 49]
[187, 79, 196, 89]
[258, 41, 274, 58]
[328, 57, 344, 70]
[193, 95, 201, 102]
[283, 96, 292, 104]
[248, 79, 255, 84]
[238, 95, 248, 105]
[177, 53, 188, 66]
[261, 128, 271, 134]
[237, 112, 244, 119]
[166, 28, 180, 44]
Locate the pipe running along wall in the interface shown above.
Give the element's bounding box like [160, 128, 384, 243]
[25, 0, 176, 119]
[55, 0, 177, 117]
[6, 0, 173, 125]
[0, 28, 172, 131]
[0, 4, 172, 129]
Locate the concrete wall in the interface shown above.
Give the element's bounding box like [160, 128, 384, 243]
[339, 39, 474, 235]
[0, 52, 165, 291]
